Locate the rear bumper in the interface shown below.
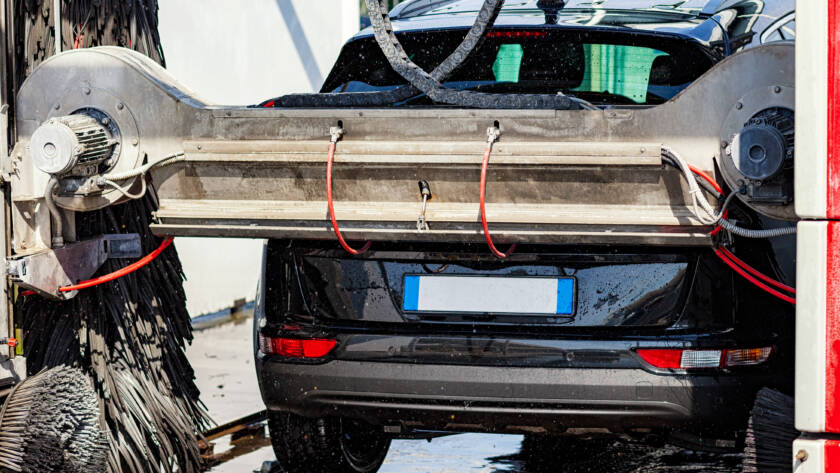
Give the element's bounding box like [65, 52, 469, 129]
[257, 357, 773, 434]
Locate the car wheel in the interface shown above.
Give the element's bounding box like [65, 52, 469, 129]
[268, 412, 391, 473]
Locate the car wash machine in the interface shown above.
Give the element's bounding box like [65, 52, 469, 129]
[0, 0, 808, 470]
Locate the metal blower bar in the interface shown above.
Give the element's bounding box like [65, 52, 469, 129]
[8, 42, 795, 255]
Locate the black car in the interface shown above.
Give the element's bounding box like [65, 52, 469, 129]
[254, 1, 796, 472]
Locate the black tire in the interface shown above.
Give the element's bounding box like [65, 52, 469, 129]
[268, 413, 391, 473]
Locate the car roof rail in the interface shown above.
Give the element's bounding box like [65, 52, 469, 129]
[391, 0, 463, 19]
[699, 0, 726, 17]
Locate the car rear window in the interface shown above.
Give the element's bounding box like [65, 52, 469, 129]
[321, 28, 715, 106]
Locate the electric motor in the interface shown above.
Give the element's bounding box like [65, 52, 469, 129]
[30, 111, 119, 177]
[723, 107, 794, 205]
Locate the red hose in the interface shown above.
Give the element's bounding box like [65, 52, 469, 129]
[480, 143, 516, 259]
[686, 166, 795, 302]
[689, 164, 723, 194]
[718, 246, 795, 294]
[58, 237, 173, 293]
[326, 142, 372, 255]
[715, 248, 795, 304]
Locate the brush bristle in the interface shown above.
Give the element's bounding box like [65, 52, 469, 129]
[0, 365, 106, 473]
[0, 374, 41, 471]
[741, 387, 797, 473]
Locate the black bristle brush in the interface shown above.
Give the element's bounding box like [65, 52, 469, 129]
[741, 387, 798, 473]
[13, 2, 212, 472]
[0, 365, 107, 473]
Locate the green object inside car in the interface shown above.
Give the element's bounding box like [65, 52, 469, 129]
[573, 44, 668, 103]
[492, 44, 524, 82]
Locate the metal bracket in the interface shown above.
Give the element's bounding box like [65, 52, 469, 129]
[6, 234, 141, 299]
[416, 180, 431, 231]
[0, 104, 10, 182]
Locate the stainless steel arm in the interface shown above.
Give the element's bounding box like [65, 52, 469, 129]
[9, 43, 795, 253]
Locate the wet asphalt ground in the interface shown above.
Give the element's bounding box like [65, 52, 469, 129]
[190, 318, 742, 473]
[213, 432, 742, 473]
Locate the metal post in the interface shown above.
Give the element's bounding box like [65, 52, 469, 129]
[793, 0, 840, 471]
[0, 0, 10, 360]
[53, 0, 60, 53]
[0, 0, 22, 379]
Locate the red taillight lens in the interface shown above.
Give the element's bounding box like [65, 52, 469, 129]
[259, 335, 337, 358]
[636, 349, 683, 369]
[636, 347, 773, 370]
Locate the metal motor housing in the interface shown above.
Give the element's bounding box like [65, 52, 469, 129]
[29, 112, 118, 177]
[721, 106, 795, 217]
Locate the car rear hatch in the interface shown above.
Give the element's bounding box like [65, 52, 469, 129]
[263, 241, 735, 333]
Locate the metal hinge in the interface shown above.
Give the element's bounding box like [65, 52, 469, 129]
[6, 234, 142, 299]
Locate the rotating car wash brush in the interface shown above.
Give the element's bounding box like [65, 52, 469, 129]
[10, 0, 166, 89]
[741, 388, 798, 473]
[17, 192, 212, 473]
[0, 365, 107, 473]
[12, 2, 211, 473]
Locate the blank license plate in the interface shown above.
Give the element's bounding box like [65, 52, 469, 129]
[403, 275, 575, 315]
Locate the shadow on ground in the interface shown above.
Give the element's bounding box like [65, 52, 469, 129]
[253, 433, 742, 473]
[490, 434, 741, 473]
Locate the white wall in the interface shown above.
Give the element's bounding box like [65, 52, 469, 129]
[159, 0, 359, 103]
[157, 0, 360, 316]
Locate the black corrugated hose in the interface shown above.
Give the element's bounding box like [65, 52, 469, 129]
[261, 0, 579, 110]
[362, 0, 575, 109]
[11, 2, 210, 473]
[261, 0, 505, 108]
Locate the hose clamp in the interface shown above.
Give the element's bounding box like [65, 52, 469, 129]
[329, 127, 345, 144]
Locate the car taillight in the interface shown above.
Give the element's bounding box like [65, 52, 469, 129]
[259, 335, 337, 358]
[636, 347, 773, 370]
[679, 350, 723, 369]
[725, 347, 774, 367]
[635, 349, 683, 369]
